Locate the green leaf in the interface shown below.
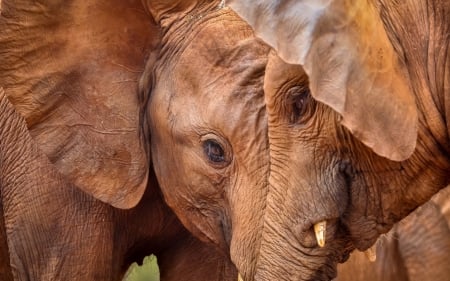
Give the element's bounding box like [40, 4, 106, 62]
[123, 254, 160, 281]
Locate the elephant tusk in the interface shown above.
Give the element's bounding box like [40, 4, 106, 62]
[314, 221, 327, 248]
[364, 245, 377, 262]
[238, 273, 244, 281]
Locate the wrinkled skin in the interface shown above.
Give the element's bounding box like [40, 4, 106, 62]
[227, 0, 450, 280]
[144, 0, 272, 276]
[5, 1, 448, 281]
[335, 187, 450, 281]
[0, 0, 273, 280]
[0, 88, 238, 280]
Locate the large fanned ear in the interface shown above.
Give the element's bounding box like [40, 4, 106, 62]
[0, 0, 160, 208]
[228, 0, 418, 161]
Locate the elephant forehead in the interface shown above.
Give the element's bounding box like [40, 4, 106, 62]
[175, 58, 267, 136]
[175, 9, 270, 82]
[150, 10, 270, 149]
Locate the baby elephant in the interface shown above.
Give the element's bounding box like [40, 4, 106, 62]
[0, 0, 268, 279]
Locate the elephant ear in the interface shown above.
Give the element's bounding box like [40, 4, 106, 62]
[0, 0, 160, 208]
[228, 0, 418, 161]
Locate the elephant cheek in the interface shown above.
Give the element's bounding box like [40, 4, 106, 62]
[229, 221, 260, 280]
[228, 181, 269, 279]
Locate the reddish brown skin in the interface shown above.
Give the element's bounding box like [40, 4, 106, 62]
[0, 89, 237, 280]
[0, 0, 268, 280]
[3, 1, 447, 281]
[335, 187, 450, 281]
[145, 2, 272, 278]
[227, 0, 450, 280]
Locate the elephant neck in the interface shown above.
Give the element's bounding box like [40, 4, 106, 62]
[412, 72, 450, 157]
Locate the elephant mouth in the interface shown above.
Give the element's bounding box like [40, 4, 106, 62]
[342, 215, 384, 251]
[308, 260, 340, 281]
[287, 220, 355, 280]
[334, 160, 383, 252]
[339, 175, 385, 252]
[302, 218, 355, 280]
[234, 216, 354, 281]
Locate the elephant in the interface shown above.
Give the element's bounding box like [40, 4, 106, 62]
[0, 84, 238, 281]
[0, 0, 275, 280]
[335, 186, 450, 281]
[226, 0, 450, 280]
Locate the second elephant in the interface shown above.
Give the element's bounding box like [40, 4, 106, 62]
[228, 0, 450, 279]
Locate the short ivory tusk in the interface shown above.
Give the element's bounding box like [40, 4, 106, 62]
[314, 221, 327, 247]
[364, 245, 377, 262]
[238, 273, 244, 281]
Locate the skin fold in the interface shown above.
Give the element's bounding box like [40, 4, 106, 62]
[227, 0, 450, 280]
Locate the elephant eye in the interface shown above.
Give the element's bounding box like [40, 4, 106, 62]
[203, 139, 225, 164]
[289, 86, 314, 124]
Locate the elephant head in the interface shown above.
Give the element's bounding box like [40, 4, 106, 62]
[226, 0, 450, 280]
[0, 1, 268, 212]
[143, 0, 273, 269]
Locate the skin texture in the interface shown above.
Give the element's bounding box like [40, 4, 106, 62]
[227, 0, 450, 280]
[0, 0, 154, 209]
[0, 0, 271, 280]
[335, 187, 450, 281]
[145, 1, 272, 277]
[4, 1, 446, 281]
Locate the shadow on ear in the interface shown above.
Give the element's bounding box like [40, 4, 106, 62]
[0, 0, 161, 208]
[229, 0, 418, 161]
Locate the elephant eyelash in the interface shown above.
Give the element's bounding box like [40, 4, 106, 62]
[200, 134, 232, 168]
[287, 86, 314, 124]
[203, 139, 225, 163]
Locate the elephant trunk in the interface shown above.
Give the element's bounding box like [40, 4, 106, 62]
[233, 168, 353, 281]
[256, 178, 349, 281]
[229, 168, 269, 279]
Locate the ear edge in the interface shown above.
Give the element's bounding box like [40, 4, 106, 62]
[340, 111, 418, 162]
[0, 0, 159, 207]
[99, 169, 150, 209]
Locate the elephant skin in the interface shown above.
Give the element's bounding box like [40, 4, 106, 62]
[0, 88, 238, 280]
[0, 0, 272, 280]
[335, 186, 450, 281]
[227, 0, 450, 280]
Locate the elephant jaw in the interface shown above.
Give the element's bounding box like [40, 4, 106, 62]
[232, 219, 353, 281]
